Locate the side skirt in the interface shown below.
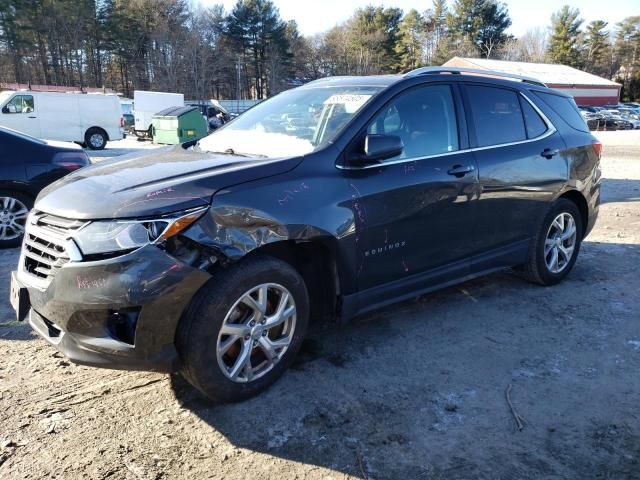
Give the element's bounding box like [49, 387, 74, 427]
[340, 239, 529, 322]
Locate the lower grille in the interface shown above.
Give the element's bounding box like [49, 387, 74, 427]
[21, 212, 87, 284]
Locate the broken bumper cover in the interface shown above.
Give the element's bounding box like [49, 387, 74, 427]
[17, 244, 210, 372]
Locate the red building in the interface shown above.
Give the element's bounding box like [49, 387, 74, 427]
[444, 57, 621, 106]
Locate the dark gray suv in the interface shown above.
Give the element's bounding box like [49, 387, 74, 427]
[11, 67, 601, 402]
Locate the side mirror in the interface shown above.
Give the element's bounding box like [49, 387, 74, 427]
[1, 105, 10, 114]
[353, 134, 403, 165]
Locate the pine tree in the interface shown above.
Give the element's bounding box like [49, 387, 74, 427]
[447, 0, 511, 58]
[395, 9, 425, 72]
[548, 5, 583, 67]
[226, 0, 289, 98]
[349, 6, 403, 74]
[614, 16, 640, 100]
[424, 0, 449, 65]
[584, 20, 610, 76]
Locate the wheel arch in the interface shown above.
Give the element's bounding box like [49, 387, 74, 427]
[0, 183, 37, 200]
[558, 189, 589, 236]
[245, 239, 341, 326]
[85, 126, 109, 141]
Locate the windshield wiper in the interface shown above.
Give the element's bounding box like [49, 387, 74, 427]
[206, 148, 267, 158]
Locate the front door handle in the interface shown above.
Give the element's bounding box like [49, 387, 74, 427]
[28, 116, 36, 119]
[447, 164, 475, 178]
[541, 148, 559, 159]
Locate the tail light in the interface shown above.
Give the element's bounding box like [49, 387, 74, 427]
[120, 116, 124, 128]
[592, 140, 603, 159]
[52, 151, 90, 171]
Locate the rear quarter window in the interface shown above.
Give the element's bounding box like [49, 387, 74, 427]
[519, 96, 548, 139]
[533, 91, 589, 133]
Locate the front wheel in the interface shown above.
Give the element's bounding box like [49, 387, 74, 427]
[176, 255, 309, 402]
[520, 198, 583, 286]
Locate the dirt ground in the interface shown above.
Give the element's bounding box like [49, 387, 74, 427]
[1, 131, 639, 479]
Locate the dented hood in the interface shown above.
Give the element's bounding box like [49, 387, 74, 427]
[35, 145, 302, 220]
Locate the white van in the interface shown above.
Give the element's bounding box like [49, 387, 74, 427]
[133, 91, 184, 137]
[0, 91, 124, 150]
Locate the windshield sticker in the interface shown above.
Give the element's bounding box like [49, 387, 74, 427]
[323, 94, 372, 113]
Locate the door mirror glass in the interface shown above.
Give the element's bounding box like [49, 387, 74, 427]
[363, 134, 404, 162]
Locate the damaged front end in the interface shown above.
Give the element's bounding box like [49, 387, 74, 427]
[15, 208, 229, 372]
[182, 205, 291, 260]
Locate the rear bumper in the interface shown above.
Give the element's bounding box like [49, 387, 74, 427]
[107, 127, 125, 141]
[585, 176, 601, 238]
[16, 244, 210, 372]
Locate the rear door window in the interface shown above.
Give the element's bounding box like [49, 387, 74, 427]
[465, 85, 526, 147]
[533, 91, 589, 133]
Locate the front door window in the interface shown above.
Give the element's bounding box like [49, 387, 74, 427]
[367, 84, 459, 160]
[3, 95, 35, 114]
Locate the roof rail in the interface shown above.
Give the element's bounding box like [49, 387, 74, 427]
[404, 66, 547, 87]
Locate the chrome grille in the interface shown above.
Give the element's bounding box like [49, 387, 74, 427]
[21, 212, 87, 284]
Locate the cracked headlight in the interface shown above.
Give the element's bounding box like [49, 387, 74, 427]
[72, 207, 207, 256]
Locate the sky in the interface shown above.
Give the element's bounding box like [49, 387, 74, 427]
[201, 0, 637, 37]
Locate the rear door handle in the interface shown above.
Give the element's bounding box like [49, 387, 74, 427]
[541, 148, 559, 159]
[447, 164, 475, 177]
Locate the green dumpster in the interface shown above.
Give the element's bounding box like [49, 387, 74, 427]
[151, 106, 208, 145]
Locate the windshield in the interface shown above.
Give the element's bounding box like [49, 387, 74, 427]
[198, 86, 383, 158]
[0, 91, 14, 106]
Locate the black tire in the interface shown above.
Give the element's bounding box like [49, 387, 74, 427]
[520, 198, 583, 286]
[0, 190, 33, 248]
[84, 128, 107, 150]
[176, 255, 309, 403]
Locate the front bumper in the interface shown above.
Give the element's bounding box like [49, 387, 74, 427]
[16, 244, 210, 372]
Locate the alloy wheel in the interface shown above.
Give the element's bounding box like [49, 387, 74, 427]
[216, 283, 297, 383]
[0, 196, 29, 240]
[544, 212, 577, 274]
[90, 133, 105, 148]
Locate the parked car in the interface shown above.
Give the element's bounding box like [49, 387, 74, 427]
[0, 91, 124, 150]
[187, 102, 231, 132]
[578, 105, 601, 114]
[0, 126, 89, 247]
[133, 90, 184, 138]
[580, 111, 601, 130]
[578, 107, 618, 130]
[11, 68, 602, 402]
[602, 110, 634, 130]
[617, 110, 640, 129]
[120, 99, 135, 132]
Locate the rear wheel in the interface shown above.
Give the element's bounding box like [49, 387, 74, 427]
[0, 191, 32, 248]
[85, 128, 107, 150]
[176, 255, 309, 402]
[520, 198, 583, 286]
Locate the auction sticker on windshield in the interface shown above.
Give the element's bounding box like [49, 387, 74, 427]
[323, 94, 372, 113]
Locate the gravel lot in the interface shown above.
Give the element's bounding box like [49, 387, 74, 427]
[1, 131, 639, 479]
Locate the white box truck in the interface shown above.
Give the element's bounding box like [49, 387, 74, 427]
[133, 91, 184, 138]
[0, 90, 124, 150]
